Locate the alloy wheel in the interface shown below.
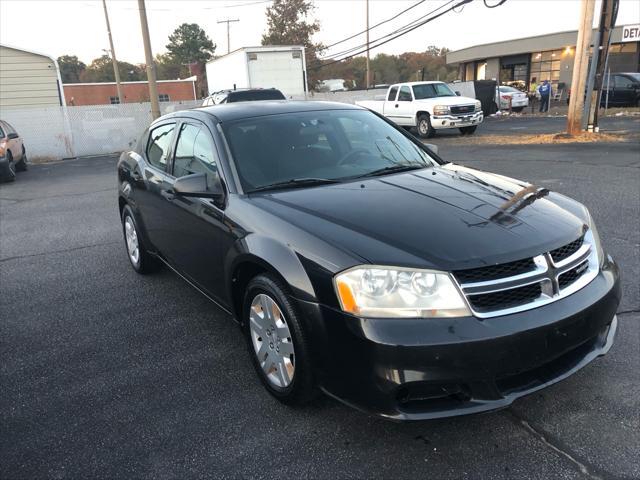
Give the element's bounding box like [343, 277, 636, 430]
[124, 216, 140, 265]
[249, 293, 295, 388]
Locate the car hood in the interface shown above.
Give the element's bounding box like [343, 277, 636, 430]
[414, 96, 477, 106]
[249, 164, 588, 271]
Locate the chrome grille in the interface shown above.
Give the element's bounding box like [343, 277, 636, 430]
[550, 235, 584, 263]
[558, 259, 589, 289]
[454, 231, 598, 318]
[450, 104, 475, 115]
[468, 283, 542, 312]
[454, 258, 535, 283]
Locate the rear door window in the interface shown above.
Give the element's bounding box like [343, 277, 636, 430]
[387, 87, 398, 101]
[146, 123, 176, 171]
[398, 86, 412, 101]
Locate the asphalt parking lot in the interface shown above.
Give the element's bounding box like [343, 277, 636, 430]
[1, 116, 639, 479]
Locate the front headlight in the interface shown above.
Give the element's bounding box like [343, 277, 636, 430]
[334, 266, 471, 318]
[585, 209, 604, 267]
[433, 105, 450, 115]
[474, 100, 482, 112]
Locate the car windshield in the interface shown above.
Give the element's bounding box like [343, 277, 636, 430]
[227, 90, 286, 102]
[412, 83, 456, 99]
[222, 109, 437, 193]
[626, 73, 640, 82]
[499, 86, 520, 93]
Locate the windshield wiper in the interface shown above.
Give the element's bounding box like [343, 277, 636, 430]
[248, 177, 341, 193]
[355, 164, 426, 179]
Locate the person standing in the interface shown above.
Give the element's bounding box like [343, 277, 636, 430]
[537, 79, 552, 113]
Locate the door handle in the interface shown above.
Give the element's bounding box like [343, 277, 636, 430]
[131, 171, 142, 181]
[395, 104, 399, 108]
[160, 189, 175, 201]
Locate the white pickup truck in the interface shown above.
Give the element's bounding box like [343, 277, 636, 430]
[356, 81, 483, 138]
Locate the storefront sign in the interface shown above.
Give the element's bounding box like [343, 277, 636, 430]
[622, 24, 640, 43]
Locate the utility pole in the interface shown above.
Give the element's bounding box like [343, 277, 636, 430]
[217, 19, 239, 54]
[586, 0, 619, 131]
[102, 0, 124, 103]
[567, 0, 596, 135]
[365, 0, 370, 89]
[138, 0, 160, 119]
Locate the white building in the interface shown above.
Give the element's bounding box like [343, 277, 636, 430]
[0, 44, 66, 108]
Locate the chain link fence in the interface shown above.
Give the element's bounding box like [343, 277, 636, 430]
[2, 83, 477, 161]
[1, 100, 200, 161]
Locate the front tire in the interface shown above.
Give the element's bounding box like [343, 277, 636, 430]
[1, 153, 16, 183]
[243, 274, 316, 405]
[15, 147, 28, 172]
[459, 125, 478, 135]
[416, 114, 435, 138]
[121, 205, 160, 274]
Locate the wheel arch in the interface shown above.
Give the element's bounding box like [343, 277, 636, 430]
[226, 236, 317, 323]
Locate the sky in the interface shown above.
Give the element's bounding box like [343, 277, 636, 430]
[1, 0, 639, 65]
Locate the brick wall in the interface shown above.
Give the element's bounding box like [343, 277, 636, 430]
[64, 80, 196, 106]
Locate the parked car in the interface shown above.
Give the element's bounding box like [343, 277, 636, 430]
[0, 120, 28, 183]
[496, 85, 529, 111]
[118, 101, 620, 421]
[356, 81, 483, 138]
[602, 72, 640, 107]
[202, 88, 286, 106]
[567, 73, 640, 107]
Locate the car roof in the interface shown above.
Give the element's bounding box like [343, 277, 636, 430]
[178, 100, 364, 123]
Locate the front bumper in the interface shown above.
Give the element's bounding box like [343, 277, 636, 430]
[296, 256, 620, 421]
[431, 111, 483, 129]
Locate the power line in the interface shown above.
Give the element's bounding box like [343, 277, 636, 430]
[315, 0, 456, 65]
[322, 0, 427, 51]
[310, 0, 473, 70]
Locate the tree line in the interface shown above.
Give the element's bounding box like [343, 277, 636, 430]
[57, 0, 455, 92]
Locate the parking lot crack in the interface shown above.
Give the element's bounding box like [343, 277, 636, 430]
[0, 241, 119, 263]
[505, 411, 607, 480]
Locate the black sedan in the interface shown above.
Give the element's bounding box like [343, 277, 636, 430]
[117, 101, 620, 420]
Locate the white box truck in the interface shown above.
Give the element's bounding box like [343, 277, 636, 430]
[205, 46, 308, 98]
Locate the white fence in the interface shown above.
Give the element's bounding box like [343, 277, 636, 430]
[1, 100, 200, 161]
[1, 83, 476, 161]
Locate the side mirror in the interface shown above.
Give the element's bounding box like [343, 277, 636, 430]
[455, 91, 461, 96]
[173, 172, 225, 203]
[424, 143, 438, 155]
[7, 132, 19, 139]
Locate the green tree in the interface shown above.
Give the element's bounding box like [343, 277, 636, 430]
[155, 53, 185, 80]
[262, 0, 323, 88]
[80, 55, 144, 83]
[57, 55, 86, 83]
[166, 23, 216, 65]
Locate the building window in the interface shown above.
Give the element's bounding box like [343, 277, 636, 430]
[158, 94, 170, 102]
[110, 96, 120, 104]
[530, 49, 563, 91]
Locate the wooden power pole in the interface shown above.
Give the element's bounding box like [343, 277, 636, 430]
[217, 19, 240, 54]
[137, 0, 160, 120]
[102, 0, 124, 103]
[567, 0, 596, 135]
[365, 0, 370, 89]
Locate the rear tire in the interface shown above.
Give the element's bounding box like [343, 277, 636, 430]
[459, 125, 478, 135]
[15, 147, 28, 172]
[121, 204, 160, 274]
[1, 152, 16, 183]
[243, 273, 317, 405]
[416, 114, 435, 138]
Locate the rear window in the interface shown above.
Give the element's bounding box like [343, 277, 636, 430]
[227, 90, 286, 102]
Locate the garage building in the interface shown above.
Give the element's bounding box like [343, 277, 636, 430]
[447, 26, 640, 101]
[0, 44, 66, 108]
